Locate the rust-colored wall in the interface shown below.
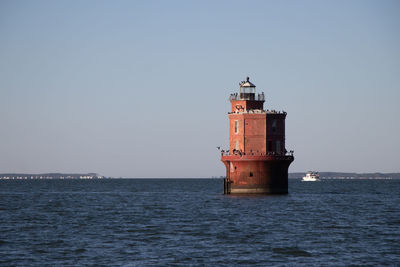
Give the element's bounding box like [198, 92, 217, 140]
[222, 156, 293, 194]
[229, 114, 245, 152]
[228, 113, 286, 155]
[244, 116, 266, 154]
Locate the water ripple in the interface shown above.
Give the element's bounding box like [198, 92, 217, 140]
[0, 179, 399, 266]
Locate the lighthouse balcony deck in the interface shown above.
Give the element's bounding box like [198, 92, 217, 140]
[221, 151, 294, 162]
[228, 109, 287, 115]
[229, 92, 265, 101]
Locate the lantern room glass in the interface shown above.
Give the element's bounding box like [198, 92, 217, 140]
[240, 86, 255, 100]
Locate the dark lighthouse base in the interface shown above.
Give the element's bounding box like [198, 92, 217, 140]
[221, 154, 294, 194]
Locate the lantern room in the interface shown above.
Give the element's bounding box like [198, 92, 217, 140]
[239, 76, 256, 100]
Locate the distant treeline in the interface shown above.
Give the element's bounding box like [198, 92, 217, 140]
[289, 172, 400, 179]
[0, 173, 104, 180]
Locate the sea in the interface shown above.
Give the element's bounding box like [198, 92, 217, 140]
[1, 178, 399, 266]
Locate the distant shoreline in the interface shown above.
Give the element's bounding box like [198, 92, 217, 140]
[0, 172, 399, 180]
[0, 173, 104, 180]
[289, 172, 400, 180]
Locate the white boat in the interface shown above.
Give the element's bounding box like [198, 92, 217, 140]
[302, 171, 320, 181]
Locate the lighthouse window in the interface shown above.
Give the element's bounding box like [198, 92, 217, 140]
[276, 141, 281, 153]
[235, 140, 239, 150]
[272, 119, 277, 133]
[234, 120, 239, 134]
[249, 172, 253, 177]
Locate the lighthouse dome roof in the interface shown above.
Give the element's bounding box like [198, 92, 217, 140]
[240, 76, 256, 87]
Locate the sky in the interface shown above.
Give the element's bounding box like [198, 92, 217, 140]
[0, 0, 399, 177]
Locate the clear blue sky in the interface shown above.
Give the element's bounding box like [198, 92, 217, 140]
[1, 0, 399, 177]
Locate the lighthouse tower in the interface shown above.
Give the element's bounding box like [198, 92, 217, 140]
[221, 77, 294, 194]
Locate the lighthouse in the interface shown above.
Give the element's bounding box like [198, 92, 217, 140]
[221, 77, 294, 194]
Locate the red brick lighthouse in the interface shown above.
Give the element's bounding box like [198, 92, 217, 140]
[221, 77, 294, 194]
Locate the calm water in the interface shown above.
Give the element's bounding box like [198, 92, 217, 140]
[1, 179, 399, 266]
